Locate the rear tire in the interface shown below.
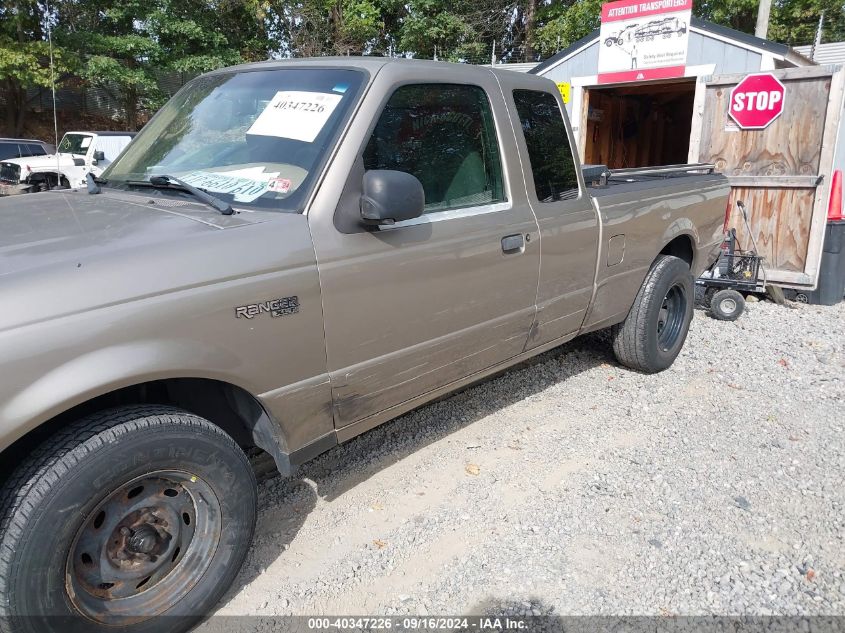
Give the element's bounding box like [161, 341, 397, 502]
[0, 405, 257, 633]
[710, 289, 745, 321]
[612, 255, 694, 373]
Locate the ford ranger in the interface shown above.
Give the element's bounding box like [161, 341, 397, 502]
[0, 58, 728, 632]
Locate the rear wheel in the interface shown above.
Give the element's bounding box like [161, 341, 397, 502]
[0, 406, 257, 633]
[710, 289, 745, 321]
[612, 255, 694, 373]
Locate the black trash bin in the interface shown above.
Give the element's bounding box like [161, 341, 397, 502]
[804, 220, 845, 305]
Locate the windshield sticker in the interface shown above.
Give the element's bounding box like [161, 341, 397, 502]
[80, 137, 92, 148]
[247, 90, 343, 143]
[267, 177, 292, 194]
[181, 169, 278, 203]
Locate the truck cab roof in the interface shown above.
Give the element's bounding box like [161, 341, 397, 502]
[205, 56, 557, 90]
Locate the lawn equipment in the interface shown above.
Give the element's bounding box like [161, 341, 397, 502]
[696, 200, 766, 321]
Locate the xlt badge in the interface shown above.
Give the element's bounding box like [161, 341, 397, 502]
[235, 296, 299, 319]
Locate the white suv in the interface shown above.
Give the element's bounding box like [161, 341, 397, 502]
[0, 131, 134, 194]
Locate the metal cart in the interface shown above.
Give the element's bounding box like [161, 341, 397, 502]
[696, 201, 767, 321]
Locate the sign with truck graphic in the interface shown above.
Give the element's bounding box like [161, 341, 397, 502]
[598, 0, 693, 84]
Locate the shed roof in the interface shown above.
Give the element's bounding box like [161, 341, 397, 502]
[531, 17, 813, 76]
[485, 62, 540, 73]
[794, 42, 845, 64]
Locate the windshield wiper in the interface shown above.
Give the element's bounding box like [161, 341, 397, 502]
[126, 174, 234, 215]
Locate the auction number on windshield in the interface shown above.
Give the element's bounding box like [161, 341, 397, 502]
[273, 100, 327, 113]
[248, 90, 343, 143]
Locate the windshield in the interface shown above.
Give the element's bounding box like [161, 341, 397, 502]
[58, 134, 93, 155]
[103, 67, 366, 211]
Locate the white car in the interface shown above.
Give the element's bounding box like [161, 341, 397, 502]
[0, 131, 134, 194]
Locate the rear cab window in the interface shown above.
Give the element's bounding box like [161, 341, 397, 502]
[512, 90, 580, 203]
[364, 84, 505, 214]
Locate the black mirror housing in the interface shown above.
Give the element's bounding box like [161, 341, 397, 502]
[93, 150, 105, 162]
[360, 170, 424, 225]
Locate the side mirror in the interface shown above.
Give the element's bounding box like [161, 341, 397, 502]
[92, 150, 105, 165]
[360, 170, 424, 225]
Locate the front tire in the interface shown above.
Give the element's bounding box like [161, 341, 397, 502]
[612, 255, 694, 373]
[0, 405, 257, 633]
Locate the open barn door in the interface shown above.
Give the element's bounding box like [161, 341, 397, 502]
[689, 65, 845, 289]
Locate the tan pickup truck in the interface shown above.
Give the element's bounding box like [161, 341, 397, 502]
[0, 58, 728, 632]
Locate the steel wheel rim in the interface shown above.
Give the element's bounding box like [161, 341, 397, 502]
[656, 283, 686, 351]
[66, 470, 222, 625]
[720, 297, 737, 314]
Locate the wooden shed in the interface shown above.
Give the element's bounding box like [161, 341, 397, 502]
[532, 19, 844, 292]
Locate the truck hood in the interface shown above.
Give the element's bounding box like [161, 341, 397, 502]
[2, 153, 78, 170]
[0, 189, 264, 277]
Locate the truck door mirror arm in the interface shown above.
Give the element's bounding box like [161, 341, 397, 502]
[360, 169, 425, 226]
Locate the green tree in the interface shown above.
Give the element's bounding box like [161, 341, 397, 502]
[54, 0, 269, 130]
[770, 0, 845, 44]
[397, 0, 514, 61]
[693, 0, 759, 33]
[535, 0, 603, 58]
[268, 0, 394, 57]
[0, 0, 74, 135]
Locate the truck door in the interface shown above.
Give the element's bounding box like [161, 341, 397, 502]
[497, 75, 600, 348]
[308, 65, 540, 430]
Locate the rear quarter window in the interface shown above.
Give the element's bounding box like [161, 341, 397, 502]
[512, 90, 579, 203]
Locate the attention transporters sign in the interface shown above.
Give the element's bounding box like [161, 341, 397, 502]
[598, 0, 693, 84]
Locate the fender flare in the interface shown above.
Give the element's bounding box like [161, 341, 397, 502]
[0, 339, 294, 474]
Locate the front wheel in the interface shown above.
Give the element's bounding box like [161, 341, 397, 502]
[612, 255, 694, 373]
[0, 405, 257, 633]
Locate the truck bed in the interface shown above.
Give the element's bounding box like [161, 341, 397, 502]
[576, 163, 730, 333]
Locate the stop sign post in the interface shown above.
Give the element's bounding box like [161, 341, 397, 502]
[728, 73, 786, 130]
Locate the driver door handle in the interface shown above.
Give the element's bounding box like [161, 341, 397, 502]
[501, 233, 525, 254]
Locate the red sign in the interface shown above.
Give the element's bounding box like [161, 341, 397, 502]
[728, 73, 786, 130]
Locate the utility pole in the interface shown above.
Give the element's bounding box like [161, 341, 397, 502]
[491, 40, 496, 66]
[755, 0, 772, 40]
[45, 0, 61, 185]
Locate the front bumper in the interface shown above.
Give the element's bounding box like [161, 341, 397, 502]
[0, 182, 33, 196]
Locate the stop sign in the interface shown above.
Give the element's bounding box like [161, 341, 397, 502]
[729, 73, 786, 130]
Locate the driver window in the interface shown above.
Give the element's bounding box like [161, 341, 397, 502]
[363, 83, 505, 213]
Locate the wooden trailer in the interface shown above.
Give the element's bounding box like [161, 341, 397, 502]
[689, 65, 845, 290]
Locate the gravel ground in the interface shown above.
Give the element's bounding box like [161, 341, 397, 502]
[202, 299, 845, 625]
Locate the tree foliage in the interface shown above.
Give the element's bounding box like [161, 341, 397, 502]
[1, 0, 841, 134]
[1, 0, 75, 134]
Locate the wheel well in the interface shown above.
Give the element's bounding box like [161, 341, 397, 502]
[26, 171, 66, 187]
[0, 379, 275, 483]
[660, 235, 694, 268]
